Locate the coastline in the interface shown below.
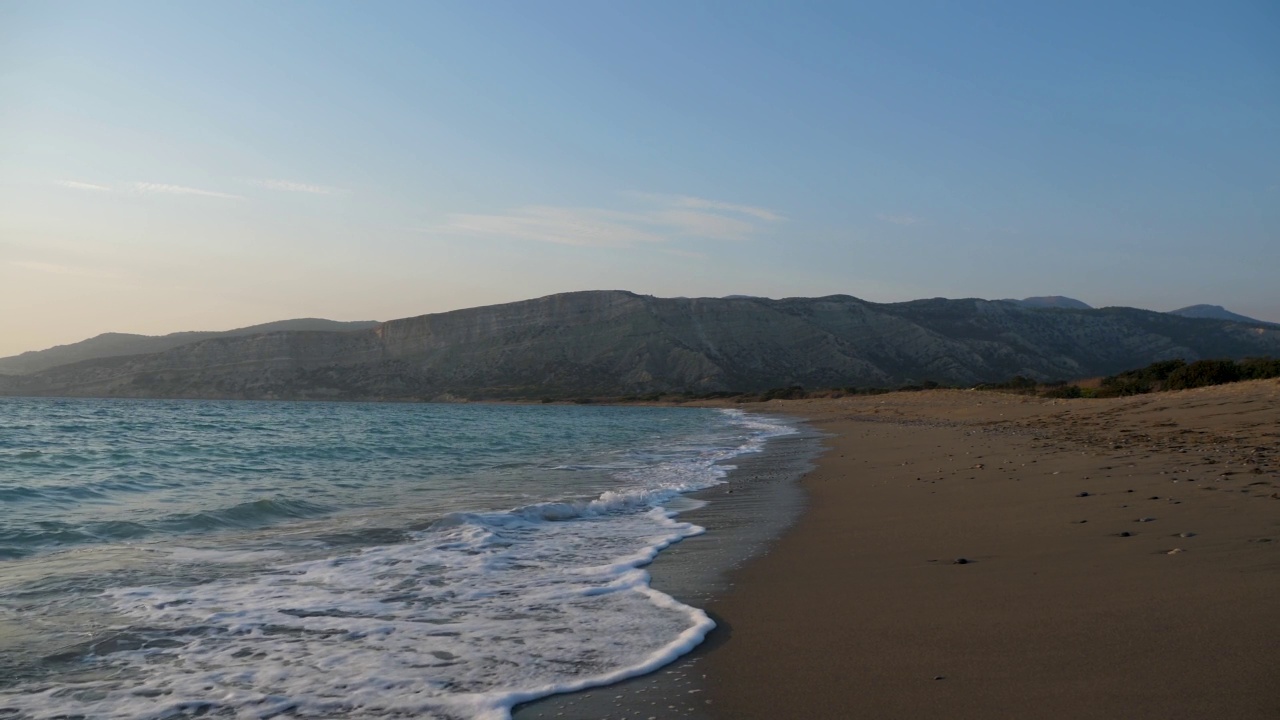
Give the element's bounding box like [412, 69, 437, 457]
[704, 382, 1280, 719]
[17, 388, 1272, 717]
[513, 416, 823, 719]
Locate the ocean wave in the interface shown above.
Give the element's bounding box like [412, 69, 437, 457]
[0, 498, 335, 556]
[158, 497, 335, 532]
[0, 409, 795, 720]
[2, 501, 716, 720]
[0, 520, 153, 553]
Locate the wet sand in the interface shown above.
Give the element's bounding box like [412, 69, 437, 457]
[705, 381, 1280, 719]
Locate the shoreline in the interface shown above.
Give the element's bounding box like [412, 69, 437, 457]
[513, 415, 823, 719]
[704, 382, 1280, 719]
[13, 387, 1274, 718]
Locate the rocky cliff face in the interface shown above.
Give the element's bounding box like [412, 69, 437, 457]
[2, 291, 1277, 400]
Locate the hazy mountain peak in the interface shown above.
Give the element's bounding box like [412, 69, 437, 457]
[998, 296, 1093, 310]
[1168, 305, 1273, 326]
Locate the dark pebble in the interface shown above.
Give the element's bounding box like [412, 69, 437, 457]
[1077, 491, 1091, 497]
[953, 558, 970, 565]
[1118, 531, 1133, 537]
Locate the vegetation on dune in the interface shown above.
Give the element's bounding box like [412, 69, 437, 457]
[577, 357, 1279, 405]
[1092, 357, 1280, 397]
[995, 357, 1280, 400]
[974, 376, 1039, 394]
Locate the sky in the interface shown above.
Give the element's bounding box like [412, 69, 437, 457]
[1, 1, 1277, 356]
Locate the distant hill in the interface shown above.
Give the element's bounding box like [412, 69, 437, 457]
[0, 319, 381, 375]
[1168, 305, 1274, 326]
[2, 291, 1277, 401]
[999, 296, 1093, 310]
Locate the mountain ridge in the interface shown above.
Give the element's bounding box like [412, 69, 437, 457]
[0, 318, 381, 375]
[2, 291, 1277, 401]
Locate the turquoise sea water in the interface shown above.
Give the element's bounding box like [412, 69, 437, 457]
[0, 398, 793, 719]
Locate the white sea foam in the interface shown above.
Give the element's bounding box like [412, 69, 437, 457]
[1, 410, 795, 720]
[164, 547, 288, 564]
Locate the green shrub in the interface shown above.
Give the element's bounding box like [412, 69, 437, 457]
[1165, 359, 1241, 390]
[1043, 384, 1083, 399]
[976, 375, 1038, 394]
[1096, 356, 1277, 395]
[1239, 357, 1280, 380]
[1098, 359, 1186, 396]
[761, 385, 807, 401]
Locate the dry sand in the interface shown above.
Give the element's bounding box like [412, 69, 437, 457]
[703, 380, 1280, 719]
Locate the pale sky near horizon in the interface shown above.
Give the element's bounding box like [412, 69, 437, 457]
[2, 1, 1277, 357]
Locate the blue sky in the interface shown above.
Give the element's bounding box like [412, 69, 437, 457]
[2, 1, 1277, 355]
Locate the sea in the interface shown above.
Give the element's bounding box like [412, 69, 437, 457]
[0, 398, 796, 720]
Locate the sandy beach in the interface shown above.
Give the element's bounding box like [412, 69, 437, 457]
[704, 380, 1280, 719]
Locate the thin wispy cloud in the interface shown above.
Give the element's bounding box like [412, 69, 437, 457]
[448, 207, 666, 247]
[246, 179, 344, 195]
[877, 214, 921, 226]
[627, 192, 785, 222]
[55, 180, 112, 192]
[128, 182, 242, 199]
[669, 195, 784, 222]
[442, 194, 783, 248]
[9, 260, 118, 279]
[650, 209, 756, 241]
